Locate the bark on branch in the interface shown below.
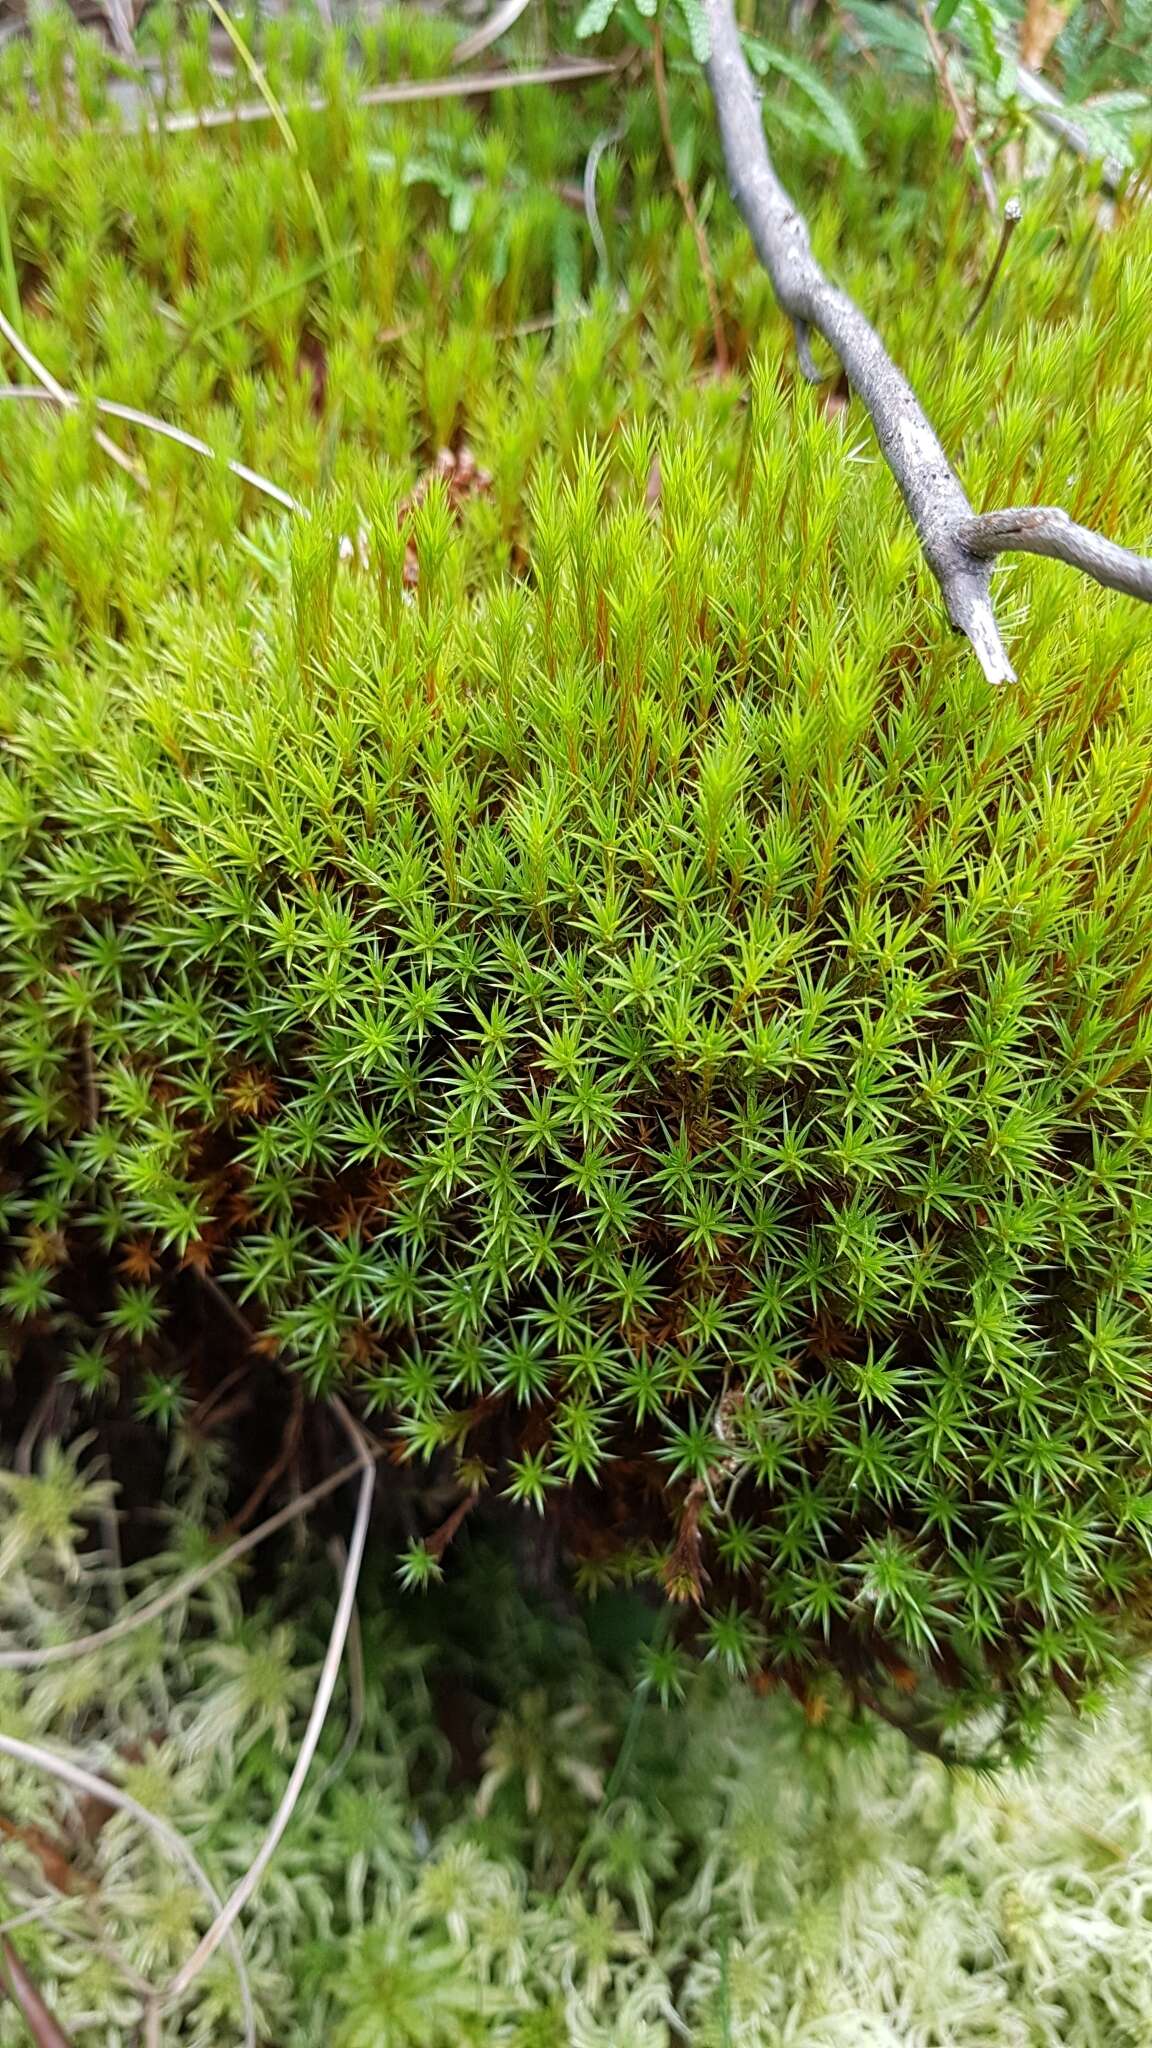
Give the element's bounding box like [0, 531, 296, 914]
[701, 0, 1152, 682]
[959, 507, 1152, 600]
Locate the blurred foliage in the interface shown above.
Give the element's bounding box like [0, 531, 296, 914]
[6, 1444, 1152, 2043]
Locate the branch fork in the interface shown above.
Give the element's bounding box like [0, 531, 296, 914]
[702, 0, 1152, 683]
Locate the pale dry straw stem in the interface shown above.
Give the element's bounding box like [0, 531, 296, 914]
[701, 0, 1152, 680]
[0, 310, 146, 486]
[135, 57, 617, 136]
[0, 1733, 255, 2048]
[159, 1399, 376, 2012]
[0, 1444, 384, 1672]
[454, 0, 535, 66]
[652, 20, 729, 374]
[0, 386, 302, 513]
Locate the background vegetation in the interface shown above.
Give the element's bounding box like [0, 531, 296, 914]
[8, 1442, 1152, 2045]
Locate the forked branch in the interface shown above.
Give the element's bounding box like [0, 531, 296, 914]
[701, 0, 1152, 682]
[960, 506, 1152, 600]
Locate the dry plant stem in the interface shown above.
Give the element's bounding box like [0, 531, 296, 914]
[218, 1376, 305, 1539]
[160, 1398, 375, 2011]
[960, 506, 1152, 598]
[310, 1536, 365, 1803]
[919, 1, 998, 217]
[137, 57, 617, 136]
[964, 199, 1022, 331]
[702, 0, 1012, 682]
[425, 1489, 480, 1562]
[0, 311, 145, 486]
[454, 0, 534, 65]
[583, 124, 625, 280]
[202, 0, 335, 265]
[652, 22, 729, 374]
[1, 1935, 74, 2048]
[0, 386, 301, 513]
[0, 1734, 255, 2048]
[0, 1442, 385, 1671]
[1009, 51, 1126, 189]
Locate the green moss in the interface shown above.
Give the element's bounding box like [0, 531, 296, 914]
[3, 9, 1152, 1736]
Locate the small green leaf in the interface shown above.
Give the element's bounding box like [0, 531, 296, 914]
[675, 0, 712, 62]
[933, 0, 963, 28]
[743, 38, 865, 166]
[575, 0, 620, 36]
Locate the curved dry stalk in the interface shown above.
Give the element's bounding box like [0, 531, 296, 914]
[1, 1936, 74, 2048]
[454, 0, 534, 65]
[583, 124, 625, 281]
[160, 1399, 375, 2013]
[918, 0, 998, 217]
[701, 0, 1152, 680]
[0, 385, 301, 513]
[959, 506, 1152, 598]
[652, 21, 729, 374]
[0, 1444, 382, 1672]
[309, 1535, 365, 1803]
[0, 1734, 255, 2048]
[0, 312, 145, 486]
[964, 198, 1022, 332]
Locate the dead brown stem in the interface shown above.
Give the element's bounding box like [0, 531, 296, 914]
[919, 1, 999, 217]
[652, 22, 730, 374]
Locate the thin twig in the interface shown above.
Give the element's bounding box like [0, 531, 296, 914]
[700, 0, 1152, 680]
[0, 1735, 255, 2048]
[652, 22, 729, 374]
[1, 1936, 75, 2048]
[160, 1398, 375, 2011]
[0, 311, 145, 486]
[309, 1535, 365, 1803]
[454, 0, 534, 65]
[919, 1, 998, 217]
[425, 1489, 480, 1562]
[218, 1377, 305, 1539]
[187, 1361, 252, 1436]
[959, 506, 1152, 598]
[0, 1441, 385, 1672]
[131, 57, 617, 136]
[0, 385, 302, 513]
[964, 198, 1022, 331]
[193, 1268, 264, 1340]
[583, 124, 625, 282]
